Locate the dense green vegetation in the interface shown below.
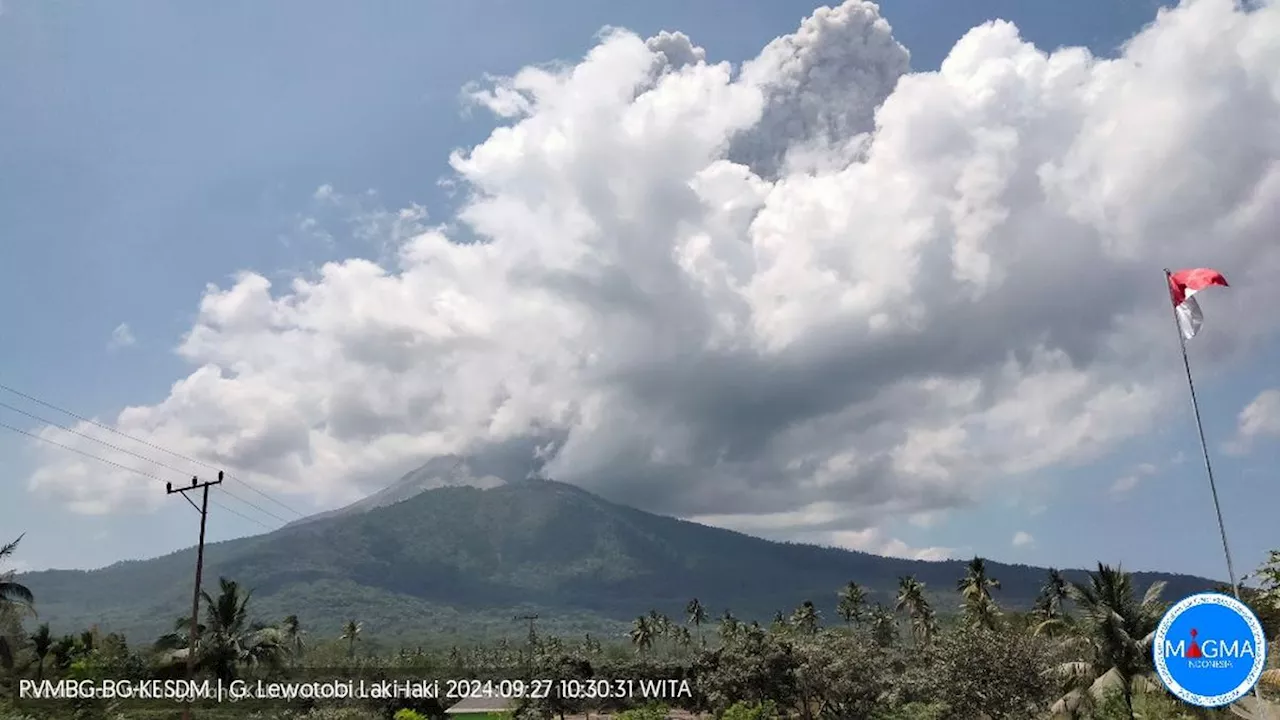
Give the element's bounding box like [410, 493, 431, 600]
[2, 533, 1279, 719]
[15, 481, 1221, 646]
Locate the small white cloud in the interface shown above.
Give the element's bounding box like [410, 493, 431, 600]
[1110, 475, 1140, 497]
[107, 323, 135, 351]
[1012, 531, 1035, 548]
[1110, 462, 1156, 498]
[825, 528, 956, 561]
[908, 511, 944, 528]
[1224, 389, 1280, 456]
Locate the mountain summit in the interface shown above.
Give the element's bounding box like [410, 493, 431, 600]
[289, 455, 509, 527]
[18, 475, 1218, 644]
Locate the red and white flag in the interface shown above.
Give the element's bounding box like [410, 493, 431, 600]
[1167, 268, 1229, 340]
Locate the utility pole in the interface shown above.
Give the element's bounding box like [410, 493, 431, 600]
[514, 614, 538, 678]
[515, 613, 539, 645]
[168, 471, 223, 720]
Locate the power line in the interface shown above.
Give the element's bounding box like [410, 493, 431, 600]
[0, 382, 306, 519]
[0, 419, 181, 489]
[0, 419, 274, 532]
[0, 399, 293, 526]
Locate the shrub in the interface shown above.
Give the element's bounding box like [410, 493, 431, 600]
[615, 702, 669, 720]
[720, 700, 777, 720]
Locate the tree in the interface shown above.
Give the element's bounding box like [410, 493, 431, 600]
[695, 626, 797, 713]
[957, 556, 1003, 631]
[281, 614, 305, 661]
[770, 611, 788, 633]
[894, 576, 936, 648]
[836, 581, 866, 626]
[0, 534, 34, 676]
[929, 626, 1053, 719]
[1047, 564, 1166, 720]
[1251, 549, 1280, 607]
[790, 601, 820, 636]
[718, 610, 739, 643]
[868, 604, 898, 647]
[341, 619, 363, 660]
[29, 623, 52, 682]
[629, 615, 655, 653]
[792, 632, 893, 720]
[154, 578, 284, 682]
[199, 577, 286, 682]
[0, 535, 33, 614]
[647, 610, 672, 652]
[1031, 568, 1075, 638]
[686, 598, 708, 646]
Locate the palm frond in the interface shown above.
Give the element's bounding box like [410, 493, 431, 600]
[0, 575, 35, 606]
[1087, 667, 1127, 699]
[1045, 660, 1095, 686]
[1141, 580, 1167, 607]
[1260, 668, 1280, 690]
[0, 534, 24, 561]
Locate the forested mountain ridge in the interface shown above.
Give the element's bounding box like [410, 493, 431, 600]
[16, 477, 1219, 645]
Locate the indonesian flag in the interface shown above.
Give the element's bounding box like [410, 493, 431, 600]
[1167, 268, 1229, 340]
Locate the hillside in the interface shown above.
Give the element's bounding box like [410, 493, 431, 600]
[16, 477, 1220, 647]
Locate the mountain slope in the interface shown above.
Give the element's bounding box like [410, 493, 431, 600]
[17, 479, 1220, 646]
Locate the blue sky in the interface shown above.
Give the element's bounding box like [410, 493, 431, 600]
[3, 0, 1279, 584]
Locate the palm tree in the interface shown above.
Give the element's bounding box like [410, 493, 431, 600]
[200, 578, 286, 681]
[685, 598, 707, 646]
[0, 534, 34, 676]
[1032, 568, 1073, 637]
[29, 623, 53, 682]
[791, 600, 820, 635]
[957, 556, 1002, 630]
[1047, 564, 1167, 719]
[340, 619, 362, 660]
[0, 535, 34, 614]
[674, 625, 692, 650]
[154, 578, 284, 681]
[718, 610, 739, 643]
[836, 581, 866, 625]
[894, 576, 937, 647]
[281, 614, 305, 661]
[868, 604, 898, 646]
[628, 615, 655, 653]
[770, 610, 788, 633]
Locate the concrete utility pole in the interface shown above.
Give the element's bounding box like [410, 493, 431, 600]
[167, 471, 223, 720]
[514, 614, 539, 677]
[515, 613, 539, 644]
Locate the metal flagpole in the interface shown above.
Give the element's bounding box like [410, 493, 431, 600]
[1163, 269, 1243, 600]
[1172, 270, 1269, 717]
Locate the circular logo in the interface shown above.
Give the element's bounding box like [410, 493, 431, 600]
[1153, 592, 1267, 707]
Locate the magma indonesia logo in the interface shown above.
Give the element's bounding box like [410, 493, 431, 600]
[1153, 592, 1267, 707]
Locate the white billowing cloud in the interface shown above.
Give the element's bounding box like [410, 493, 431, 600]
[25, 1, 1280, 552]
[107, 323, 135, 351]
[1012, 531, 1034, 548]
[1110, 461, 1158, 497]
[1225, 388, 1280, 454]
[1110, 475, 1141, 497]
[293, 185, 430, 261]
